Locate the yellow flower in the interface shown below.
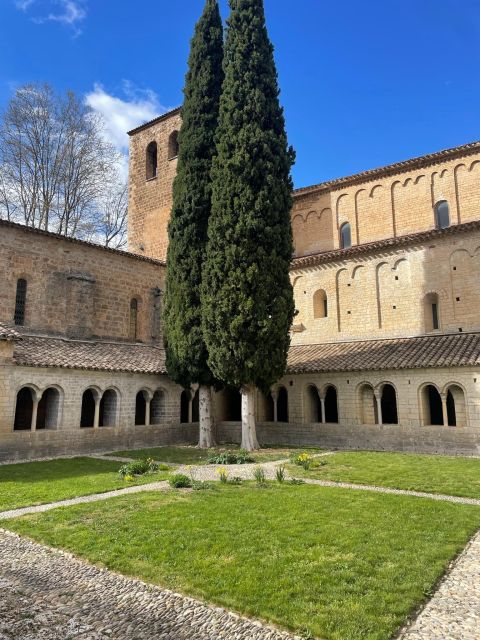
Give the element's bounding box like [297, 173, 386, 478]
[125, 474, 134, 482]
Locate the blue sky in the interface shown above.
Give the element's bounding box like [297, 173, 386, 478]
[1, 0, 479, 188]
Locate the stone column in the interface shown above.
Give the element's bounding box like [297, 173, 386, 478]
[374, 391, 383, 425]
[320, 396, 326, 424]
[31, 393, 40, 431]
[271, 388, 278, 423]
[93, 395, 101, 429]
[441, 393, 448, 427]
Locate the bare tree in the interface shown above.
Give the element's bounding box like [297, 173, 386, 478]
[0, 83, 127, 246]
[93, 182, 128, 249]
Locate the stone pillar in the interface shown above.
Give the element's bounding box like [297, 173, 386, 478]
[93, 395, 100, 429]
[375, 391, 383, 425]
[31, 394, 40, 431]
[320, 396, 326, 424]
[441, 393, 448, 427]
[144, 390, 153, 427]
[271, 388, 279, 423]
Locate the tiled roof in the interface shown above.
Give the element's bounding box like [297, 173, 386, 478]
[13, 335, 166, 375]
[127, 107, 182, 136]
[0, 324, 21, 341]
[291, 220, 480, 270]
[287, 333, 480, 374]
[293, 140, 480, 197]
[0, 219, 166, 267]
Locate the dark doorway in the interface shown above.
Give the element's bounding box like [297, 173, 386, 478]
[277, 386, 289, 423]
[81, 390, 96, 428]
[427, 385, 443, 425]
[307, 385, 321, 422]
[180, 390, 190, 423]
[447, 390, 456, 427]
[135, 391, 146, 425]
[192, 389, 199, 422]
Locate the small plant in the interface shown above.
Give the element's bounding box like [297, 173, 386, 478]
[253, 466, 267, 486]
[208, 450, 255, 465]
[217, 468, 229, 484]
[290, 452, 314, 470]
[119, 458, 159, 478]
[275, 465, 286, 483]
[228, 476, 243, 485]
[192, 481, 215, 491]
[289, 478, 306, 485]
[168, 473, 192, 489]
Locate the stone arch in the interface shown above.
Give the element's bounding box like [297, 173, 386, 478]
[135, 389, 151, 426]
[443, 383, 467, 427]
[14, 386, 37, 431]
[168, 130, 179, 159]
[423, 292, 440, 332]
[357, 382, 377, 425]
[378, 382, 398, 425]
[36, 386, 62, 430]
[313, 289, 328, 319]
[80, 387, 100, 428]
[419, 383, 443, 426]
[99, 388, 119, 427]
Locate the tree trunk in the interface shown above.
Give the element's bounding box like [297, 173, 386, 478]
[241, 385, 260, 451]
[198, 385, 216, 448]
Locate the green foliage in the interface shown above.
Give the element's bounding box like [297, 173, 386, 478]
[217, 468, 229, 483]
[163, 0, 224, 388]
[169, 474, 193, 489]
[289, 478, 306, 485]
[275, 465, 286, 483]
[192, 481, 215, 491]
[253, 466, 267, 486]
[201, 0, 295, 392]
[118, 458, 159, 478]
[290, 452, 327, 470]
[207, 450, 254, 464]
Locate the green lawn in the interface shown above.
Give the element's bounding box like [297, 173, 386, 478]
[0, 457, 170, 511]
[108, 445, 323, 465]
[6, 484, 480, 640]
[288, 451, 480, 499]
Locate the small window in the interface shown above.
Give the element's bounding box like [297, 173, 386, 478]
[313, 289, 328, 319]
[340, 223, 352, 249]
[168, 131, 179, 160]
[146, 141, 158, 179]
[424, 293, 440, 332]
[435, 201, 450, 230]
[130, 298, 138, 340]
[14, 278, 27, 326]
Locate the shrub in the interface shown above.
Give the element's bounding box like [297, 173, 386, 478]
[119, 458, 159, 478]
[169, 474, 192, 489]
[253, 467, 267, 486]
[275, 465, 286, 483]
[290, 452, 314, 470]
[228, 476, 243, 485]
[192, 481, 215, 491]
[289, 478, 306, 485]
[208, 450, 255, 465]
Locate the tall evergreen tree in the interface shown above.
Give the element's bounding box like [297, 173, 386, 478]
[163, 0, 224, 447]
[202, 0, 295, 450]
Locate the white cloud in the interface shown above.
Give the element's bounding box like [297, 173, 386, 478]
[15, 0, 87, 35]
[85, 82, 168, 179]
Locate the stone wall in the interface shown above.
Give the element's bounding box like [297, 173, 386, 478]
[291, 227, 480, 344]
[0, 221, 165, 342]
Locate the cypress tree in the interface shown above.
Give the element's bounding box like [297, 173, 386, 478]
[202, 0, 295, 450]
[163, 0, 224, 447]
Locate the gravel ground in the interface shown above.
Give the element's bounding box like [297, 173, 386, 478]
[0, 529, 299, 640]
[399, 530, 480, 640]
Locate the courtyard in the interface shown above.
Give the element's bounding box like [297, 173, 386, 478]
[1, 447, 480, 640]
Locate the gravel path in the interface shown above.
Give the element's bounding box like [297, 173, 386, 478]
[399, 529, 480, 640]
[0, 529, 299, 640]
[0, 481, 169, 521]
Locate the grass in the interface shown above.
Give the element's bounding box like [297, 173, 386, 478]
[6, 484, 480, 640]
[287, 451, 480, 499]
[0, 457, 171, 511]
[108, 445, 323, 465]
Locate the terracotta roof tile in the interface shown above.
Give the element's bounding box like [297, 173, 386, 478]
[13, 335, 166, 375]
[287, 333, 480, 374]
[0, 324, 21, 341]
[291, 220, 480, 270]
[127, 107, 182, 136]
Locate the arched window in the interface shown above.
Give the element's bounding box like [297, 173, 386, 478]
[421, 385, 443, 426]
[14, 387, 34, 431]
[14, 278, 27, 326]
[129, 299, 138, 341]
[36, 388, 61, 430]
[424, 293, 440, 332]
[168, 131, 179, 159]
[277, 386, 289, 423]
[313, 289, 328, 319]
[358, 383, 377, 425]
[146, 141, 158, 179]
[340, 223, 352, 249]
[99, 389, 118, 427]
[305, 385, 321, 423]
[435, 201, 450, 230]
[216, 388, 242, 422]
[135, 391, 147, 426]
[380, 384, 398, 424]
[324, 385, 339, 423]
[80, 389, 96, 428]
[192, 389, 200, 422]
[446, 384, 467, 427]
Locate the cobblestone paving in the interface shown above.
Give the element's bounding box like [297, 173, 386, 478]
[400, 530, 480, 640]
[0, 529, 299, 640]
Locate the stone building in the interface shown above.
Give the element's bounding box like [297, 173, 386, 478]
[1, 105, 479, 461]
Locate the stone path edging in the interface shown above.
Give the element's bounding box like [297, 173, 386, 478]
[0, 528, 300, 640]
[398, 529, 480, 639]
